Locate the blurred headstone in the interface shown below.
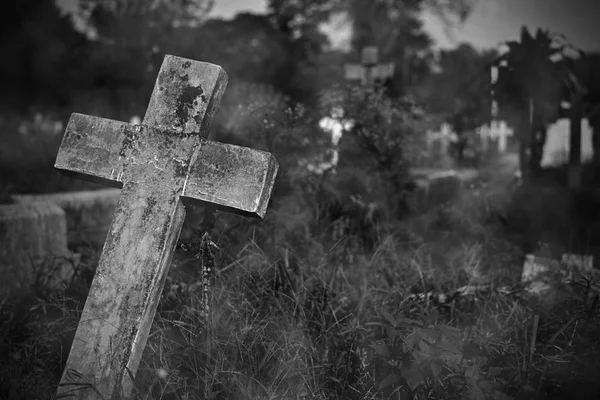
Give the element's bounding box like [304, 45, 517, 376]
[541, 118, 593, 167]
[521, 254, 565, 295]
[0, 202, 79, 298]
[562, 253, 594, 273]
[522, 253, 598, 297]
[477, 120, 512, 153]
[427, 123, 456, 165]
[491, 120, 513, 152]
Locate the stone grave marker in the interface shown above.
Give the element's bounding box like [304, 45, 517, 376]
[476, 120, 512, 153]
[54, 55, 278, 399]
[541, 118, 594, 167]
[0, 201, 78, 298]
[491, 120, 513, 152]
[522, 253, 598, 298]
[426, 123, 456, 166]
[12, 188, 121, 247]
[313, 106, 354, 173]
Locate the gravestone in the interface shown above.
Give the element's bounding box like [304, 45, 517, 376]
[12, 188, 121, 247]
[541, 118, 594, 167]
[54, 55, 278, 399]
[426, 123, 456, 167]
[477, 121, 513, 153]
[522, 253, 598, 299]
[315, 106, 355, 173]
[0, 202, 78, 298]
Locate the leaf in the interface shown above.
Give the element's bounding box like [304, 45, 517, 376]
[465, 365, 478, 378]
[378, 372, 400, 391]
[439, 352, 462, 364]
[437, 325, 460, 340]
[412, 349, 428, 364]
[401, 362, 425, 391]
[386, 325, 400, 340]
[430, 361, 443, 378]
[380, 309, 397, 327]
[403, 318, 424, 327]
[438, 338, 461, 354]
[418, 340, 432, 356]
[371, 343, 390, 358]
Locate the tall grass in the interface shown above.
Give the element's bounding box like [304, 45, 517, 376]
[3, 156, 599, 399]
[1, 87, 599, 399]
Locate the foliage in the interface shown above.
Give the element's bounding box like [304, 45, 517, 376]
[320, 84, 428, 181]
[4, 157, 600, 399]
[79, 0, 215, 30]
[265, 0, 477, 97]
[0, 0, 88, 115]
[490, 27, 585, 180]
[492, 27, 583, 126]
[417, 43, 498, 134]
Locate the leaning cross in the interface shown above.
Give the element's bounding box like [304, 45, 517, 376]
[54, 55, 278, 399]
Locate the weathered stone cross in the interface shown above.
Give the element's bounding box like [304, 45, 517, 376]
[54, 55, 278, 399]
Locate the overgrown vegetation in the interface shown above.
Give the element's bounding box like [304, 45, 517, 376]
[1, 1, 600, 399]
[1, 87, 599, 399]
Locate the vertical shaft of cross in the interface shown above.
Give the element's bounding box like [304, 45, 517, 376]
[58, 184, 187, 398]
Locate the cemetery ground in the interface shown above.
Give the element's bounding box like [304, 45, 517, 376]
[2, 146, 600, 400]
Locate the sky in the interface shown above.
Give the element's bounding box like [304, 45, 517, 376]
[210, 0, 600, 52]
[56, 0, 599, 51]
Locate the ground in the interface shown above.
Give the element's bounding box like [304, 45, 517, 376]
[1, 152, 599, 400]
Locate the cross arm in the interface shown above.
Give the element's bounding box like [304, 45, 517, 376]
[183, 141, 278, 219]
[54, 113, 132, 188]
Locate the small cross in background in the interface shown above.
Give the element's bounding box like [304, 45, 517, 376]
[344, 46, 395, 88]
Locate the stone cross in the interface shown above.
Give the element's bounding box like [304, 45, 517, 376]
[427, 122, 454, 156]
[312, 107, 354, 173]
[490, 120, 513, 152]
[54, 55, 278, 399]
[344, 46, 395, 87]
[477, 121, 513, 153]
[477, 124, 491, 151]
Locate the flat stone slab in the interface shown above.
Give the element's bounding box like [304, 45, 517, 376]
[0, 202, 77, 297]
[522, 254, 599, 299]
[12, 189, 121, 247]
[411, 167, 478, 182]
[406, 169, 474, 213]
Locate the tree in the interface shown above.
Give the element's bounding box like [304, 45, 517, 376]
[491, 27, 584, 182]
[416, 43, 497, 136]
[267, 0, 334, 103]
[580, 53, 600, 170]
[0, 0, 88, 116]
[65, 0, 214, 120]
[266, 0, 475, 97]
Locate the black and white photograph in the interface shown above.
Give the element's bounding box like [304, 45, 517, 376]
[1, 1, 599, 399]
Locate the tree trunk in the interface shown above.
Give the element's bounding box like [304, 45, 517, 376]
[590, 111, 600, 185]
[521, 96, 535, 183]
[529, 121, 546, 180]
[517, 115, 530, 183]
[569, 93, 583, 188]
